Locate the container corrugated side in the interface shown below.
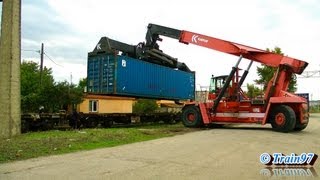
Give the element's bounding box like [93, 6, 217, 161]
[87, 54, 195, 100]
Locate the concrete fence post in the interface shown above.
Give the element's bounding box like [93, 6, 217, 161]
[0, 0, 21, 138]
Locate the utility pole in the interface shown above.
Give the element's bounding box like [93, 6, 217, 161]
[0, 0, 22, 138]
[40, 43, 44, 85]
[70, 72, 73, 85]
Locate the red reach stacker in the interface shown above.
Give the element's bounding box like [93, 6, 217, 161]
[144, 24, 308, 132]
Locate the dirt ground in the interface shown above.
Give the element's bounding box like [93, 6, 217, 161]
[1, 114, 319, 180]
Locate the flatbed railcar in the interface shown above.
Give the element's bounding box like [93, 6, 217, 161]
[21, 107, 182, 133]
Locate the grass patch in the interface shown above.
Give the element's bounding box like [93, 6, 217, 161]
[0, 123, 197, 164]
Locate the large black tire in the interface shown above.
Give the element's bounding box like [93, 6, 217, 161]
[181, 105, 203, 127]
[294, 118, 308, 131]
[269, 105, 296, 133]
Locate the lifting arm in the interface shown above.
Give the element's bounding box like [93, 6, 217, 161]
[145, 24, 182, 49]
[145, 23, 308, 74]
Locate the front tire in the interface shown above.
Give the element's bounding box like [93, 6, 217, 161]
[181, 105, 203, 127]
[269, 105, 296, 133]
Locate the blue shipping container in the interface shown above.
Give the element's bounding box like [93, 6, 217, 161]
[87, 54, 195, 100]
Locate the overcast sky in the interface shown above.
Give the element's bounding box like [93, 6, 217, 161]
[1, 0, 320, 99]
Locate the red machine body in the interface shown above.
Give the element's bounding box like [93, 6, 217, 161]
[146, 24, 309, 132]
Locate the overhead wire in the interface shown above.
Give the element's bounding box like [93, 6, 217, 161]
[22, 48, 64, 67]
[44, 52, 64, 67]
[21, 49, 40, 53]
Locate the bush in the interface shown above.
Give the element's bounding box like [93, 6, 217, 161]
[133, 99, 158, 114]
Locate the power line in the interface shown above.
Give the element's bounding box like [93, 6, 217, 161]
[22, 46, 64, 67]
[44, 52, 63, 67]
[21, 49, 40, 53]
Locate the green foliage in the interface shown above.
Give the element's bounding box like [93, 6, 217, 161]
[133, 99, 159, 114]
[21, 61, 84, 113]
[21, 61, 55, 112]
[255, 65, 276, 90]
[246, 83, 263, 98]
[255, 47, 297, 92]
[50, 81, 84, 111]
[78, 78, 87, 90]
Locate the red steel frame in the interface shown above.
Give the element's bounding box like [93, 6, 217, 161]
[178, 30, 308, 125]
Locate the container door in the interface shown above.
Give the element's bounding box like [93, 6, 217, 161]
[87, 55, 101, 93]
[101, 55, 115, 93]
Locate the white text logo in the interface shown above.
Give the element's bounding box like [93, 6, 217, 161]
[191, 34, 208, 43]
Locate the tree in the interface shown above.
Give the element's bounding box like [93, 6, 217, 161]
[21, 61, 84, 113]
[21, 61, 55, 112]
[68, 82, 85, 109]
[78, 78, 87, 90]
[51, 81, 84, 111]
[255, 47, 297, 92]
[246, 83, 263, 98]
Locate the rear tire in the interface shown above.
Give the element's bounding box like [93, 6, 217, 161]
[269, 105, 296, 133]
[181, 105, 203, 127]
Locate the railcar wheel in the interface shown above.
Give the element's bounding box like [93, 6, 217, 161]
[84, 117, 99, 128]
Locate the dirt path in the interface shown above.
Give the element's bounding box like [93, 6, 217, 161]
[1, 114, 320, 180]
